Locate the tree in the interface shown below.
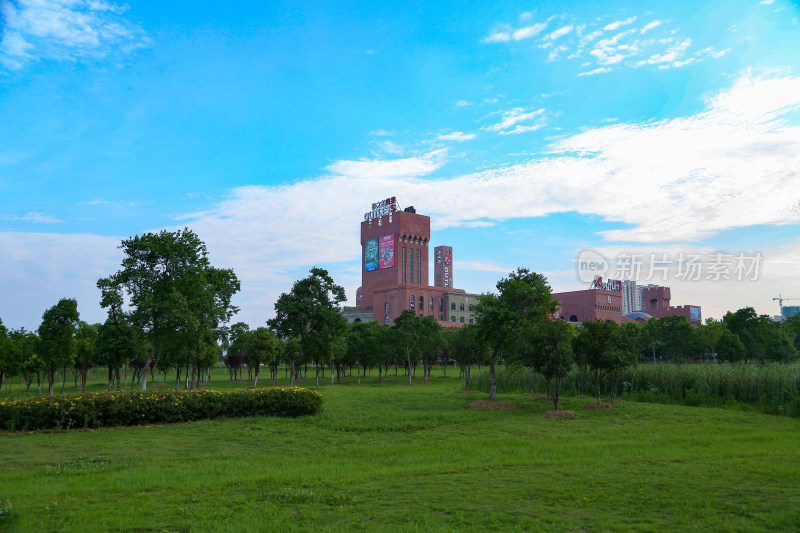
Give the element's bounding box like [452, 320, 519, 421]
[268, 267, 346, 386]
[695, 318, 726, 361]
[74, 321, 98, 393]
[448, 324, 489, 392]
[639, 318, 664, 362]
[475, 268, 556, 401]
[417, 315, 442, 383]
[37, 298, 80, 395]
[99, 228, 240, 391]
[659, 315, 695, 362]
[723, 307, 772, 361]
[393, 310, 420, 385]
[533, 320, 575, 411]
[245, 327, 278, 387]
[764, 329, 797, 363]
[716, 329, 746, 362]
[0, 317, 16, 392]
[574, 320, 636, 405]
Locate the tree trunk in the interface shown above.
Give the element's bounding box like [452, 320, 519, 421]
[465, 366, 471, 392]
[489, 349, 498, 401]
[254, 365, 260, 388]
[140, 341, 156, 391]
[357, 363, 361, 385]
[175, 366, 181, 391]
[596, 370, 602, 405]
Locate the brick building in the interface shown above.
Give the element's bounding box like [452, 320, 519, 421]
[355, 198, 477, 326]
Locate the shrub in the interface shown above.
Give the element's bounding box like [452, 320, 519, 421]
[0, 387, 322, 431]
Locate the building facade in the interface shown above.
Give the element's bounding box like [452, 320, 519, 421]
[356, 199, 472, 327]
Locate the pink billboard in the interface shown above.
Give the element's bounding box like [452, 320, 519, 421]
[379, 235, 395, 269]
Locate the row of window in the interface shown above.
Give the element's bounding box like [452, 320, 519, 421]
[449, 302, 473, 311]
[450, 316, 473, 323]
[401, 247, 422, 285]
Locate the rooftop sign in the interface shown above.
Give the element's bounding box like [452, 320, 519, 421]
[364, 196, 398, 221]
[590, 276, 621, 292]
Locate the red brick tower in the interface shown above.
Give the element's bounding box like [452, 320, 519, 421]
[643, 286, 671, 313]
[434, 246, 453, 288]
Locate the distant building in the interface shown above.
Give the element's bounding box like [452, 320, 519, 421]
[355, 197, 476, 327]
[641, 286, 702, 326]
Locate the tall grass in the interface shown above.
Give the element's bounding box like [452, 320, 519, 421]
[470, 362, 800, 416]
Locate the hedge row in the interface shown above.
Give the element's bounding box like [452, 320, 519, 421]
[0, 387, 323, 431]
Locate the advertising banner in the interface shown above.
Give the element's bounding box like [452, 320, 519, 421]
[379, 235, 395, 269]
[364, 238, 379, 271]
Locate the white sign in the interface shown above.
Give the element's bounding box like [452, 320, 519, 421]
[364, 196, 398, 221]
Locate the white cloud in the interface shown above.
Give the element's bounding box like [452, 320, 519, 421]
[640, 20, 664, 34]
[484, 107, 546, 135]
[0, 232, 122, 329]
[512, 22, 548, 41]
[456, 100, 473, 107]
[0, 0, 146, 69]
[546, 25, 574, 41]
[5, 76, 800, 329]
[325, 150, 447, 180]
[603, 16, 637, 32]
[482, 27, 511, 43]
[437, 131, 476, 142]
[636, 39, 692, 67]
[4, 212, 63, 223]
[577, 67, 612, 76]
[547, 45, 568, 62]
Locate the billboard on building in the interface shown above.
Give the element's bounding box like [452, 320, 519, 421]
[364, 238, 379, 271]
[379, 235, 395, 269]
[690, 307, 702, 321]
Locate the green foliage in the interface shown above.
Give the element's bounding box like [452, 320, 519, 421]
[475, 268, 556, 400]
[472, 362, 800, 416]
[269, 267, 346, 385]
[100, 228, 240, 390]
[37, 298, 80, 394]
[0, 387, 322, 431]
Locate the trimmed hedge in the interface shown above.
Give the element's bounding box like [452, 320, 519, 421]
[0, 387, 322, 431]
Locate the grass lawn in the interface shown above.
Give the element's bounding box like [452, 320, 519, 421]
[2, 369, 799, 532]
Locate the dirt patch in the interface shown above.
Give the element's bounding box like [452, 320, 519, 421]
[468, 400, 517, 411]
[543, 410, 577, 419]
[454, 390, 475, 394]
[582, 403, 614, 410]
[311, 387, 326, 391]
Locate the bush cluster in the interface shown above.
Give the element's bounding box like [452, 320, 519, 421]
[0, 387, 322, 431]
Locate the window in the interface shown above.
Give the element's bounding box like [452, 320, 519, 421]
[402, 247, 407, 284]
[450, 303, 456, 310]
[439, 298, 443, 311]
[468, 304, 473, 311]
[416, 249, 421, 284]
[429, 297, 433, 311]
[468, 318, 474, 324]
[460, 316, 465, 323]
[384, 315, 390, 323]
[409, 248, 414, 284]
[385, 302, 390, 312]
[419, 296, 424, 311]
[440, 315, 444, 320]
[459, 303, 465, 311]
[450, 316, 456, 322]
[410, 295, 415, 309]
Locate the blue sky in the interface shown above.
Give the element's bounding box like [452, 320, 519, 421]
[1, 0, 799, 330]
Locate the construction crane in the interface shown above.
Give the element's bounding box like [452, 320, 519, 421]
[773, 294, 800, 315]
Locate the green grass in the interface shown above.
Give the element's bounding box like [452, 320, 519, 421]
[2, 369, 800, 532]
